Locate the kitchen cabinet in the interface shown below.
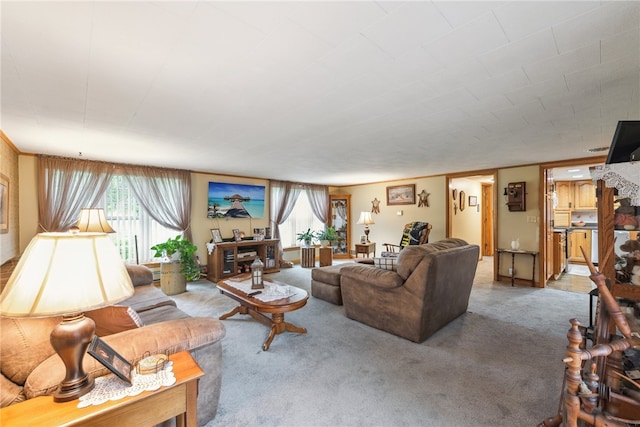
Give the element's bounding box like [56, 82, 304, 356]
[568, 228, 591, 263]
[554, 180, 597, 210]
[573, 180, 597, 210]
[552, 231, 567, 279]
[553, 210, 571, 227]
[555, 181, 573, 210]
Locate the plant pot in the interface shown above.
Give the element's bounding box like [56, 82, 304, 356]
[320, 240, 330, 247]
[160, 261, 186, 295]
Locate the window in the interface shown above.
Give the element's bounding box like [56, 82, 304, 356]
[101, 175, 176, 264]
[279, 191, 324, 248]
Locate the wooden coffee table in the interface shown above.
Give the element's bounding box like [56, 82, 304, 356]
[217, 275, 309, 351]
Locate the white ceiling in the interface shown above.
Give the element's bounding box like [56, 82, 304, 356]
[1, 1, 639, 186]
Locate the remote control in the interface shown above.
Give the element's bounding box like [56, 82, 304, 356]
[247, 290, 262, 297]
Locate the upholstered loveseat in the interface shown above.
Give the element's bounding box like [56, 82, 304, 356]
[0, 264, 225, 425]
[339, 238, 479, 342]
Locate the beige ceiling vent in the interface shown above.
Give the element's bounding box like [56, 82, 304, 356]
[586, 146, 609, 153]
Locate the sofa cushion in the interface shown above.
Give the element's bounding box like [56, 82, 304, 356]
[1, 372, 26, 407]
[373, 257, 397, 271]
[0, 316, 61, 386]
[126, 264, 154, 287]
[119, 284, 176, 313]
[24, 317, 225, 400]
[85, 305, 144, 337]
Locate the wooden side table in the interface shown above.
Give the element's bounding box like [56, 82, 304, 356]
[300, 247, 315, 268]
[496, 249, 538, 286]
[0, 351, 203, 427]
[355, 242, 376, 258]
[319, 247, 333, 267]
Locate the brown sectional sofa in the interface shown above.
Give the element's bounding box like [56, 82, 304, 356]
[338, 238, 479, 342]
[0, 264, 225, 426]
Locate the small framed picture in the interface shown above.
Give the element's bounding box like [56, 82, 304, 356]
[88, 336, 132, 384]
[360, 235, 367, 244]
[232, 229, 242, 241]
[468, 196, 478, 207]
[386, 184, 416, 205]
[210, 228, 223, 243]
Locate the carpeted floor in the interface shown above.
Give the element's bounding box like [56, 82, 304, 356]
[170, 257, 590, 427]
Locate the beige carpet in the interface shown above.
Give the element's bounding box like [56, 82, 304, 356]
[170, 257, 589, 427]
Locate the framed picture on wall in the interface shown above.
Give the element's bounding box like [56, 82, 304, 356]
[0, 173, 8, 234]
[468, 196, 478, 207]
[386, 184, 416, 205]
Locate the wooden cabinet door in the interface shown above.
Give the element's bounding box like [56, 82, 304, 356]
[555, 181, 572, 209]
[329, 195, 351, 258]
[573, 180, 596, 209]
[553, 210, 571, 227]
[569, 229, 591, 262]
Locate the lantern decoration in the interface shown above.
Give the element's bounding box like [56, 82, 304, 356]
[251, 258, 264, 289]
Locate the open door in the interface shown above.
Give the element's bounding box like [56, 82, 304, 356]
[481, 183, 494, 257]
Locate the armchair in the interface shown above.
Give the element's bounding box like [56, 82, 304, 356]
[383, 221, 432, 253]
[340, 238, 479, 342]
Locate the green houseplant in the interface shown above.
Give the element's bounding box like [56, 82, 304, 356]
[315, 226, 339, 247]
[296, 228, 315, 247]
[151, 235, 200, 287]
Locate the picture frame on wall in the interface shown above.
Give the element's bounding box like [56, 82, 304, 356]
[0, 173, 8, 234]
[88, 336, 132, 384]
[210, 228, 223, 243]
[468, 196, 478, 207]
[386, 184, 416, 205]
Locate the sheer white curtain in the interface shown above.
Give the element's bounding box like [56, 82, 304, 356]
[37, 156, 114, 232]
[270, 180, 303, 261]
[121, 165, 192, 241]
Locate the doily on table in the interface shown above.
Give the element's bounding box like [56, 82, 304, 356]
[591, 163, 640, 206]
[77, 360, 176, 408]
[225, 277, 295, 302]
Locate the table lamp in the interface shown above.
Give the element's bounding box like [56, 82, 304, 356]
[0, 231, 134, 402]
[77, 208, 115, 232]
[357, 212, 375, 242]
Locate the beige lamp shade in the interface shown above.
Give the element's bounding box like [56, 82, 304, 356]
[356, 212, 375, 225]
[0, 232, 134, 317]
[77, 208, 115, 233]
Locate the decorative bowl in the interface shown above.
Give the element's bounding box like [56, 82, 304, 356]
[623, 224, 636, 230]
[572, 221, 586, 227]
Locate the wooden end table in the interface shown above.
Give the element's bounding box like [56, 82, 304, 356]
[355, 242, 376, 258]
[217, 276, 309, 351]
[300, 247, 315, 268]
[0, 351, 203, 427]
[319, 247, 333, 266]
[496, 248, 538, 286]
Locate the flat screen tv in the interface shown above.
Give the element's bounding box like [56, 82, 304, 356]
[606, 120, 640, 164]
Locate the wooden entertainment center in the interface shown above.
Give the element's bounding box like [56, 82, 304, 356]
[206, 239, 280, 282]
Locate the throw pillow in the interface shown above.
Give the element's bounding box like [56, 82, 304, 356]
[373, 257, 397, 271]
[85, 306, 144, 337]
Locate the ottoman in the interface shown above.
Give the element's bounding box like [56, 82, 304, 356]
[311, 264, 346, 305]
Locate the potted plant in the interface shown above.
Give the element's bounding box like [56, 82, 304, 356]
[296, 228, 315, 247]
[316, 226, 339, 247]
[151, 235, 200, 294]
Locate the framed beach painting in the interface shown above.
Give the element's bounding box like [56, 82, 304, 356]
[207, 182, 265, 219]
[386, 184, 416, 206]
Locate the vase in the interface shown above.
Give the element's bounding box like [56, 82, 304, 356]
[511, 239, 520, 250]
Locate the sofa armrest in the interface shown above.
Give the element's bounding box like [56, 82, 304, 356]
[340, 264, 404, 289]
[24, 317, 225, 400]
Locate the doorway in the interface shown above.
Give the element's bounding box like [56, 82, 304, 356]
[448, 173, 496, 261]
[541, 159, 604, 293]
